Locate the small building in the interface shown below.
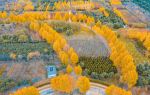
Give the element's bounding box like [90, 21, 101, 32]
[0, 0, 6, 11]
[46, 65, 57, 78]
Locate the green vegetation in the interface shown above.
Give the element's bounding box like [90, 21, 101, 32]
[0, 42, 53, 55]
[48, 21, 81, 36]
[136, 63, 150, 87]
[82, 9, 125, 29]
[79, 57, 117, 80]
[134, 40, 147, 54]
[0, 27, 30, 43]
[0, 77, 16, 92]
[0, 42, 54, 60]
[0, 34, 29, 43]
[0, 77, 31, 92]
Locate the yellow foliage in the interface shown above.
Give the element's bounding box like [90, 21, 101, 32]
[53, 40, 62, 53]
[76, 76, 90, 93]
[110, 0, 122, 5]
[27, 51, 40, 60]
[113, 8, 127, 24]
[86, 16, 95, 25]
[54, 12, 62, 20]
[0, 11, 7, 19]
[128, 30, 150, 52]
[66, 64, 73, 74]
[10, 53, 17, 60]
[24, 2, 34, 11]
[64, 13, 70, 21]
[9, 12, 49, 23]
[34, 22, 78, 66]
[51, 74, 75, 93]
[92, 25, 138, 88]
[74, 65, 82, 75]
[10, 86, 40, 95]
[68, 47, 75, 57]
[106, 85, 132, 95]
[71, 15, 77, 22]
[30, 21, 40, 31]
[70, 52, 79, 65]
[99, 7, 109, 17]
[53, 1, 70, 10]
[59, 51, 69, 65]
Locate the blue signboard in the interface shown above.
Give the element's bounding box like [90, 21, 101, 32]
[46, 65, 57, 78]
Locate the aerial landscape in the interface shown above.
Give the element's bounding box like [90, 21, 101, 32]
[0, 0, 150, 95]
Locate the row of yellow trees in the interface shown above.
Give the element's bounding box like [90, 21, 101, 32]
[30, 22, 90, 94]
[53, 12, 95, 25]
[92, 25, 138, 94]
[128, 30, 150, 51]
[113, 8, 128, 24]
[30, 23, 79, 65]
[10, 86, 40, 95]
[7, 11, 95, 26]
[9, 12, 49, 23]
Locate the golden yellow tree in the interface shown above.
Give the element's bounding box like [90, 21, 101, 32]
[92, 25, 138, 88]
[74, 65, 82, 75]
[29, 22, 40, 31]
[66, 64, 73, 74]
[68, 47, 75, 57]
[64, 13, 70, 21]
[71, 15, 77, 22]
[76, 76, 90, 93]
[54, 12, 62, 20]
[0, 11, 7, 19]
[53, 40, 62, 53]
[110, 0, 122, 5]
[70, 52, 79, 65]
[59, 51, 69, 65]
[51, 74, 75, 94]
[99, 7, 109, 17]
[106, 85, 132, 95]
[9, 86, 40, 95]
[24, 2, 34, 11]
